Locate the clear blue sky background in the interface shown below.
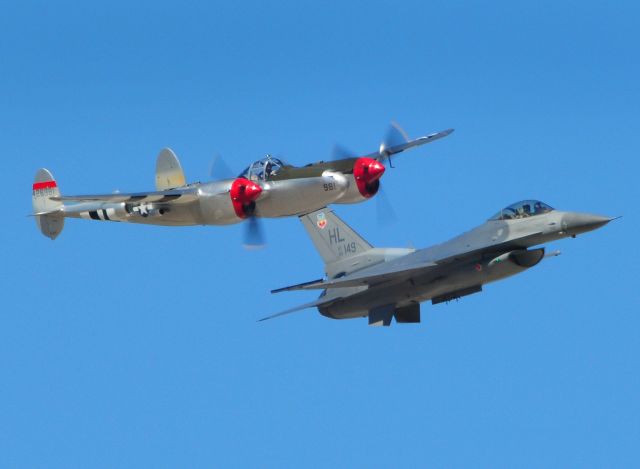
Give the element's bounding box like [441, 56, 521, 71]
[2, 1, 639, 467]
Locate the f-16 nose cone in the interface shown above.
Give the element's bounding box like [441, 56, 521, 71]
[367, 160, 385, 182]
[562, 212, 613, 235]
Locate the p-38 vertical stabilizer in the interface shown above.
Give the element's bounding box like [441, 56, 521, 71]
[32, 168, 64, 240]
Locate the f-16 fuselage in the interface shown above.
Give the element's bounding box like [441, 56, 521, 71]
[321, 208, 611, 319]
[267, 201, 613, 326]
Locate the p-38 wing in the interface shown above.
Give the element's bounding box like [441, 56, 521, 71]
[365, 127, 454, 162]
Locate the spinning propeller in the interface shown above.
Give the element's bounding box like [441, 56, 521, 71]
[208, 153, 235, 180]
[378, 121, 411, 165]
[330, 122, 413, 224]
[229, 177, 265, 248]
[210, 153, 266, 249]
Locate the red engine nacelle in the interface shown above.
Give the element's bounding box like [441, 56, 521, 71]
[230, 178, 263, 218]
[353, 157, 385, 198]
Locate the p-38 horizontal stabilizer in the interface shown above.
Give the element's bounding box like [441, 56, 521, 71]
[51, 188, 200, 204]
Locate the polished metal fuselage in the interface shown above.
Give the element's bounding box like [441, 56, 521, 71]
[62, 174, 351, 226]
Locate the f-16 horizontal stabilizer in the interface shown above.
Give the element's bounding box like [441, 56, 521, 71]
[258, 296, 337, 322]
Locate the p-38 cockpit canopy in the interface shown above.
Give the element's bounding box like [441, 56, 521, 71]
[239, 155, 287, 182]
[489, 200, 554, 221]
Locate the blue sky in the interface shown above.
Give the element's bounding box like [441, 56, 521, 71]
[2, 1, 639, 467]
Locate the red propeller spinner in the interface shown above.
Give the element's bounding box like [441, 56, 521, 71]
[353, 157, 385, 198]
[230, 177, 263, 218]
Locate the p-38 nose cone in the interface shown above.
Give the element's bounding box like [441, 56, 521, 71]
[562, 212, 615, 235]
[367, 160, 385, 181]
[244, 181, 263, 202]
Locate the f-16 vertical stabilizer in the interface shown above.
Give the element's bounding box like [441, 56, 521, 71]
[32, 168, 64, 240]
[299, 207, 376, 278]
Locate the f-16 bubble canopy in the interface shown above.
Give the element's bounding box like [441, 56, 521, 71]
[238, 155, 287, 182]
[489, 200, 554, 220]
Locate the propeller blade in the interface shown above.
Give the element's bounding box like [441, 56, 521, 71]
[209, 153, 235, 180]
[330, 144, 356, 161]
[243, 215, 265, 249]
[379, 121, 410, 158]
[376, 185, 397, 226]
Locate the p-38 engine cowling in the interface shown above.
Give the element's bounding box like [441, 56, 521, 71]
[335, 157, 386, 204]
[229, 177, 263, 218]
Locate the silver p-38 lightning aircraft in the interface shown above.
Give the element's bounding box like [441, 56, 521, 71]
[32, 125, 452, 244]
[263, 200, 615, 326]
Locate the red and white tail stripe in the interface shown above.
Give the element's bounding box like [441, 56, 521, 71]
[32, 168, 64, 239]
[33, 180, 57, 190]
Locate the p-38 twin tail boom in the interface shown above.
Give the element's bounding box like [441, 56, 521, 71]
[32, 125, 453, 244]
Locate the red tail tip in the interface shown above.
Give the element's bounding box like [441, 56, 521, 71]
[33, 181, 57, 191]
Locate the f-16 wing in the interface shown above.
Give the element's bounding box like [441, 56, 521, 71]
[271, 260, 438, 292]
[272, 231, 545, 292]
[51, 187, 201, 205]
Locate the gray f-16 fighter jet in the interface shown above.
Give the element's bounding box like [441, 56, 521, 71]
[31, 124, 452, 245]
[263, 201, 614, 326]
